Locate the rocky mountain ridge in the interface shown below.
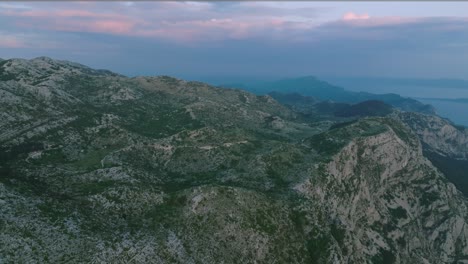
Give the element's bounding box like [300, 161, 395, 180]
[1, 57, 467, 263]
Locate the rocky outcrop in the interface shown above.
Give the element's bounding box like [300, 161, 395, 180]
[397, 112, 468, 159]
[297, 120, 468, 263]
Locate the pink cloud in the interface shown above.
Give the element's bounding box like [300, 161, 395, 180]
[3, 8, 138, 36]
[346, 16, 421, 27]
[1, 3, 450, 45]
[133, 18, 291, 41]
[91, 20, 135, 34]
[0, 36, 26, 48]
[337, 12, 422, 28]
[55, 10, 107, 18]
[0, 3, 302, 43]
[343, 12, 370, 21]
[15, 18, 136, 36]
[5, 9, 124, 19]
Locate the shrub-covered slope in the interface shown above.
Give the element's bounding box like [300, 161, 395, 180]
[1, 57, 467, 263]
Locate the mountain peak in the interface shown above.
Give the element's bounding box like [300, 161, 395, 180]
[296, 75, 320, 81]
[32, 56, 55, 62]
[30, 56, 91, 71]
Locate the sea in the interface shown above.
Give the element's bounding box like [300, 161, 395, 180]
[417, 99, 468, 127]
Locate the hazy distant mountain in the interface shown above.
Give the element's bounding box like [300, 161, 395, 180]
[268, 91, 349, 121]
[268, 92, 393, 119]
[334, 100, 393, 118]
[224, 76, 435, 114]
[418, 97, 468, 104]
[324, 76, 468, 90]
[1, 57, 468, 263]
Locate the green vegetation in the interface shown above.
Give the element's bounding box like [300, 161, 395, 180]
[308, 133, 347, 157]
[330, 223, 346, 247]
[308, 119, 388, 158]
[388, 206, 408, 219]
[380, 118, 415, 146]
[0, 60, 16, 81]
[1, 57, 467, 263]
[329, 120, 358, 130]
[371, 248, 396, 264]
[425, 150, 468, 197]
[335, 100, 393, 118]
[306, 232, 332, 263]
[125, 108, 203, 138]
[420, 190, 440, 207]
[0, 142, 43, 163]
[70, 146, 121, 170]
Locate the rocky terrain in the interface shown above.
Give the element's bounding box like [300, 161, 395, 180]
[395, 112, 468, 197]
[1, 57, 468, 263]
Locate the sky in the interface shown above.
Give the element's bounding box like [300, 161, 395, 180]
[1, 1, 468, 80]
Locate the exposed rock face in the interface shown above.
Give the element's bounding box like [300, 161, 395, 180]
[1, 57, 468, 263]
[297, 122, 468, 263]
[396, 112, 468, 159]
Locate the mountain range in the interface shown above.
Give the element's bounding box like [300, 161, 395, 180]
[219, 76, 436, 114]
[323, 77, 468, 90]
[1, 57, 468, 263]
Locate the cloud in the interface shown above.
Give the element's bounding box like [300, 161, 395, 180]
[0, 2, 465, 49]
[122, 2, 134, 7]
[47, 19, 136, 35]
[1, 2, 468, 45]
[0, 2, 319, 42]
[2, 2, 468, 79]
[0, 35, 26, 48]
[0, 3, 32, 10]
[343, 12, 370, 21]
[1, 7, 140, 37]
[342, 16, 421, 28]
